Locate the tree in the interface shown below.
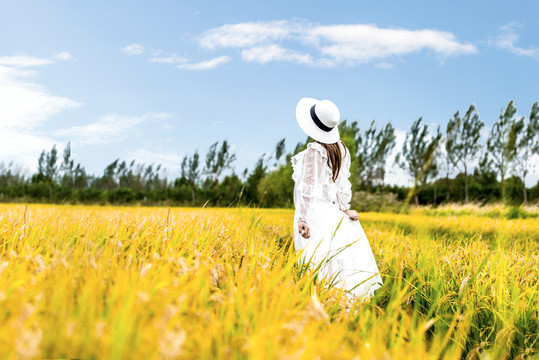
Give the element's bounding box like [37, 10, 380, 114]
[485, 100, 522, 204]
[356, 120, 395, 188]
[373, 121, 396, 185]
[273, 138, 286, 168]
[356, 120, 378, 187]
[513, 101, 539, 205]
[446, 104, 484, 203]
[429, 149, 441, 205]
[337, 120, 360, 187]
[37, 144, 59, 201]
[215, 140, 236, 180]
[203, 140, 236, 182]
[203, 142, 218, 181]
[444, 110, 460, 202]
[60, 141, 75, 189]
[245, 154, 268, 204]
[72, 163, 88, 189]
[395, 117, 442, 206]
[101, 159, 119, 190]
[187, 151, 201, 202]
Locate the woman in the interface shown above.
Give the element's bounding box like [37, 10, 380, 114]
[292, 97, 384, 302]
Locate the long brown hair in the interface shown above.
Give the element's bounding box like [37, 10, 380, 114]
[316, 139, 348, 182]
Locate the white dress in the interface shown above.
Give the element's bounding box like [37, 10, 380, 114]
[291, 141, 384, 300]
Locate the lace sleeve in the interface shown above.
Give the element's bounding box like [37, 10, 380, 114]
[292, 146, 325, 224]
[336, 149, 352, 211]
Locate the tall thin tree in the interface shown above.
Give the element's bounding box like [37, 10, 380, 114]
[60, 141, 75, 189]
[445, 110, 460, 202]
[446, 104, 484, 203]
[188, 151, 200, 202]
[485, 100, 521, 204]
[513, 101, 539, 205]
[373, 121, 396, 185]
[396, 117, 442, 206]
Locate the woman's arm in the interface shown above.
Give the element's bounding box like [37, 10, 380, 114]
[294, 147, 324, 238]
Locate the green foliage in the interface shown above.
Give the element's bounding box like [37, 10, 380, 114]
[244, 155, 268, 205]
[506, 206, 526, 219]
[356, 120, 396, 188]
[485, 100, 523, 203]
[258, 163, 294, 208]
[513, 101, 539, 204]
[337, 120, 360, 187]
[445, 104, 484, 203]
[351, 190, 403, 213]
[396, 117, 442, 205]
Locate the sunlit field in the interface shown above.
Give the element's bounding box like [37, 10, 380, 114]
[0, 204, 538, 359]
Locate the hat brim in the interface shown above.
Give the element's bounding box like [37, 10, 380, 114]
[296, 97, 340, 144]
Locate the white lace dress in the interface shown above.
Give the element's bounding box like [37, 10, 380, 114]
[291, 141, 384, 300]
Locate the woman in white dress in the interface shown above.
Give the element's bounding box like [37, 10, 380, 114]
[292, 97, 384, 301]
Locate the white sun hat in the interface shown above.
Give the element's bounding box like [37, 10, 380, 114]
[295, 97, 340, 144]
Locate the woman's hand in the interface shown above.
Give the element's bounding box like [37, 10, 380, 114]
[298, 220, 310, 238]
[344, 209, 359, 221]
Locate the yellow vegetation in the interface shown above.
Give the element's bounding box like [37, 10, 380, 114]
[0, 204, 537, 359]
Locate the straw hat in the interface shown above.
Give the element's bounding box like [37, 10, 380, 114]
[295, 97, 340, 144]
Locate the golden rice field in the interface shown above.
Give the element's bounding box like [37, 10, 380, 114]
[0, 204, 538, 359]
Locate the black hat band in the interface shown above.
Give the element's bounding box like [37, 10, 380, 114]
[310, 104, 333, 132]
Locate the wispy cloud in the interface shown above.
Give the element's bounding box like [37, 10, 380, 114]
[308, 24, 476, 63]
[0, 128, 57, 173]
[197, 19, 477, 67]
[375, 62, 393, 69]
[54, 52, 73, 61]
[176, 56, 230, 70]
[149, 54, 189, 64]
[0, 54, 82, 130]
[0, 54, 54, 68]
[489, 22, 539, 59]
[53, 112, 172, 145]
[147, 52, 230, 70]
[199, 20, 293, 49]
[241, 44, 314, 65]
[122, 43, 144, 55]
[0, 53, 80, 171]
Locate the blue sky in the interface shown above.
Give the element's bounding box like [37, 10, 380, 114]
[1, 0, 538, 186]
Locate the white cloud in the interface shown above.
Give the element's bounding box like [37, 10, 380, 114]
[196, 20, 477, 67]
[0, 54, 54, 68]
[149, 54, 189, 64]
[0, 55, 82, 131]
[176, 56, 230, 70]
[308, 24, 476, 64]
[375, 62, 393, 69]
[52, 112, 171, 145]
[489, 22, 539, 59]
[199, 20, 293, 49]
[54, 52, 73, 61]
[0, 68, 81, 130]
[0, 53, 81, 172]
[0, 128, 59, 173]
[122, 43, 144, 55]
[241, 44, 314, 65]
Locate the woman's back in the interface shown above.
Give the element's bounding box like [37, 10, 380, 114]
[291, 141, 351, 211]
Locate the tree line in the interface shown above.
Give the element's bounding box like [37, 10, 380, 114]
[0, 99, 538, 208]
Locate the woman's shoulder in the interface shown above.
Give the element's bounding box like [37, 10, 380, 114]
[291, 142, 326, 161]
[306, 141, 327, 154]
